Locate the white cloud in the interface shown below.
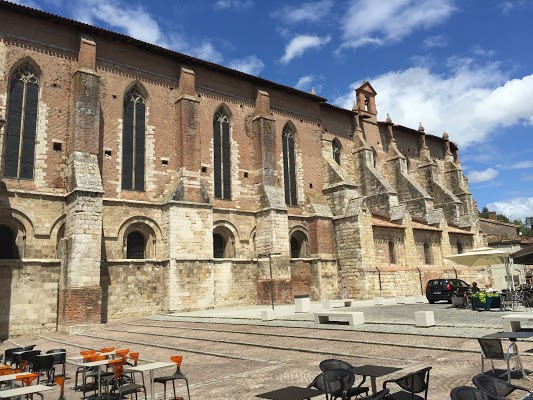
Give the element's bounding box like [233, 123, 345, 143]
[280, 35, 331, 64]
[295, 75, 314, 90]
[504, 161, 533, 169]
[9, 0, 41, 9]
[333, 60, 533, 148]
[272, 0, 333, 23]
[340, 0, 456, 49]
[294, 75, 323, 93]
[488, 197, 533, 221]
[214, 0, 253, 10]
[188, 41, 224, 64]
[71, 0, 163, 44]
[472, 45, 495, 58]
[499, 1, 528, 15]
[227, 56, 264, 75]
[467, 168, 499, 183]
[423, 35, 447, 49]
[68, 0, 228, 64]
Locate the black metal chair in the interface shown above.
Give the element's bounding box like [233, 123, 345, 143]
[319, 359, 369, 397]
[154, 356, 191, 400]
[46, 349, 66, 377]
[450, 386, 496, 400]
[104, 358, 146, 400]
[308, 368, 356, 400]
[477, 338, 523, 382]
[383, 366, 432, 400]
[12, 349, 41, 370]
[32, 354, 55, 385]
[3, 347, 23, 365]
[472, 373, 532, 399]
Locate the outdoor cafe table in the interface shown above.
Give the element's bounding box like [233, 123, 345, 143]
[482, 331, 533, 380]
[0, 384, 53, 399]
[68, 350, 115, 361]
[124, 361, 175, 400]
[73, 358, 113, 399]
[349, 365, 402, 394]
[256, 386, 325, 400]
[0, 372, 34, 389]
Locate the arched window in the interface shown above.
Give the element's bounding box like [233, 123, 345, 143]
[388, 241, 396, 264]
[423, 242, 432, 264]
[213, 226, 235, 258]
[122, 86, 146, 191]
[213, 107, 231, 199]
[282, 124, 297, 206]
[332, 139, 341, 165]
[5, 63, 39, 179]
[213, 233, 226, 258]
[457, 241, 463, 254]
[126, 231, 145, 259]
[290, 230, 308, 258]
[0, 225, 18, 259]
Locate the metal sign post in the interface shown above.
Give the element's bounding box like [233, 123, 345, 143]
[258, 252, 282, 311]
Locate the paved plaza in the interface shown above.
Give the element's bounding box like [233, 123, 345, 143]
[3, 301, 533, 399]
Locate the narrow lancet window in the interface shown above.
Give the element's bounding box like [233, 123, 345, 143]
[122, 86, 146, 191]
[213, 108, 231, 199]
[282, 124, 297, 206]
[5, 63, 39, 179]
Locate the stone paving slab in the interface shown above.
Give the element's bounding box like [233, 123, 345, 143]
[2, 302, 533, 399]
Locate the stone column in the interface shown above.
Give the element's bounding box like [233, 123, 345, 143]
[58, 34, 104, 333]
[165, 67, 213, 313]
[252, 90, 291, 304]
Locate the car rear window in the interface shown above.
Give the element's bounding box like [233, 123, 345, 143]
[428, 279, 446, 286]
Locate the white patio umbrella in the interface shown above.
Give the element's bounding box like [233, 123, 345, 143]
[445, 247, 513, 291]
[445, 246, 514, 309]
[445, 247, 510, 267]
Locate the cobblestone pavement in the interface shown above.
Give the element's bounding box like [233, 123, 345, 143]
[3, 302, 533, 400]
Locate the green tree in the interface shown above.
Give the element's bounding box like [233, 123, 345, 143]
[479, 206, 489, 218]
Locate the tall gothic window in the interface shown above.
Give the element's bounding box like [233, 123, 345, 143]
[5, 63, 39, 179]
[122, 86, 146, 191]
[282, 124, 297, 206]
[213, 108, 231, 199]
[332, 139, 341, 165]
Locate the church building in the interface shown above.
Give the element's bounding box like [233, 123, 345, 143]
[0, 2, 485, 337]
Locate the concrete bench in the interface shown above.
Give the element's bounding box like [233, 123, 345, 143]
[414, 311, 435, 327]
[314, 311, 364, 326]
[295, 295, 311, 313]
[502, 313, 533, 332]
[323, 299, 354, 309]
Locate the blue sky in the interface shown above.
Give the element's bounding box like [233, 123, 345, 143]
[11, 0, 533, 221]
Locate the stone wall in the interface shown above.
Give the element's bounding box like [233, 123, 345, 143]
[0, 260, 60, 339]
[101, 260, 168, 321]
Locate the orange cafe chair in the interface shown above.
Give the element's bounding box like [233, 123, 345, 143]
[154, 356, 190, 400]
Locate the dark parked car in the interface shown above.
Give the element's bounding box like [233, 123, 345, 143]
[426, 279, 470, 304]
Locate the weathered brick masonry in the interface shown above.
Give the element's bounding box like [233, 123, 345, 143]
[0, 3, 487, 337]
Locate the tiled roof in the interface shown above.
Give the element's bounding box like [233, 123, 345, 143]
[411, 221, 442, 231]
[371, 216, 405, 229]
[447, 226, 475, 235]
